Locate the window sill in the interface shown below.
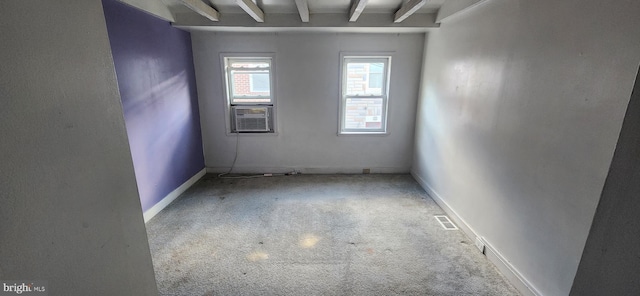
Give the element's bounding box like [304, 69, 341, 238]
[226, 132, 279, 136]
[338, 131, 389, 136]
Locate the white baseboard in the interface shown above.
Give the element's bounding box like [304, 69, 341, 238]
[207, 166, 410, 174]
[143, 168, 206, 223]
[410, 170, 542, 296]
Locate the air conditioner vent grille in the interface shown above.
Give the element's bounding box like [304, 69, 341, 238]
[232, 106, 271, 132]
[238, 117, 267, 131]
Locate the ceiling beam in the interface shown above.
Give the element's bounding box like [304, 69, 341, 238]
[173, 12, 440, 32]
[394, 0, 427, 23]
[294, 0, 309, 23]
[236, 0, 265, 23]
[348, 0, 369, 22]
[435, 0, 488, 23]
[178, 0, 219, 21]
[118, 0, 174, 22]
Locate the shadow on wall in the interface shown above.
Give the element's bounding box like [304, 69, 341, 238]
[124, 71, 196, 211]
[102, 0, 205, 213]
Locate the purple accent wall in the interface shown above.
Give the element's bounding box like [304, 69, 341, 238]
[102, 0, 205, 212]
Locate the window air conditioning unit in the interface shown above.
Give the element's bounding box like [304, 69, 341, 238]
[233, 106, 270, 132]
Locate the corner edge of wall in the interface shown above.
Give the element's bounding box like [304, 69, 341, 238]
[143, 168, 206, 223]
[410, 170, 543, 296]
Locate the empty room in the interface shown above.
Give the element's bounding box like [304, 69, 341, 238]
[1, 0, 640, 295]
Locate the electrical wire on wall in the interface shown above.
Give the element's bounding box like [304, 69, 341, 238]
[217, 132, 296, 179]
[217, 131, 246, 178]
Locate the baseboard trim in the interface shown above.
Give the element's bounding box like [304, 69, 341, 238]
[143, 168, 206, 223]
[410, 170, 542, 296]
[207, 166, 410, 174]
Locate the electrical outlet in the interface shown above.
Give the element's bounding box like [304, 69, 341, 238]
[475, 237, 486, 254]
[362, 168, 370, 174]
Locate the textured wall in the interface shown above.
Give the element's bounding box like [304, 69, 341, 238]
[0, 0, 158, 294]
[192, 32, 424, 174]
[103, 0, 205, 212]
[412, 0, 640, 295]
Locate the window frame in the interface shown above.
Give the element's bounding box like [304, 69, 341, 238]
[339, 54, 392, 135]
[225, 57, 273, 104]
[221, 53, 277, 135]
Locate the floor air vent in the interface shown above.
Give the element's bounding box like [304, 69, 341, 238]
[434, 215, 458, 230]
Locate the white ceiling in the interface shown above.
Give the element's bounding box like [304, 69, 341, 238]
[164, 0, 445, 14]
[123, 0, 481, 33]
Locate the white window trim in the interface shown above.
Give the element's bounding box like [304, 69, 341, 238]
[339, 53, 392, 135]
[221, 53, 277, 135]
[226, 57, 273, 103]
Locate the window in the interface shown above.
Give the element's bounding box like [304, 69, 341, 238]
[249, 73, 270, 93]
[340, 56, 391, 134]
[225, 57, 272, 104]
[223, 56, 275, 133]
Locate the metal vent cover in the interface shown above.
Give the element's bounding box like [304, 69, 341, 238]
[237, 117, 267, 131]
[233, 106, 270, 132]
[434, 215, 458, 230]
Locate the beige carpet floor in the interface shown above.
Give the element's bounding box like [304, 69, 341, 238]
[146, 174, 520, 296]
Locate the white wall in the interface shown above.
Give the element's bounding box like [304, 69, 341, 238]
[0, 1, 158, 294]
[191, 32, 424, 174]
[412, 0, 640, 295]
[570, 67, 640, 295]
